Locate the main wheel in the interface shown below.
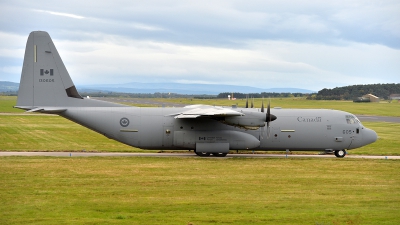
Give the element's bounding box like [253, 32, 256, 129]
[212, 153, 228, 157]
[334, 149, 346, 158]
[195, 151, 211, 157]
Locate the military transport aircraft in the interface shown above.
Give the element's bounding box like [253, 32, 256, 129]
[15, 31, 378, 157]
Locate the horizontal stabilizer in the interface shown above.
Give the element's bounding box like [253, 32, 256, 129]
[25, 107, 67, 113]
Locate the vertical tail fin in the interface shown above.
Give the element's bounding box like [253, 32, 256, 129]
[16, 31, 122, 110]
[16, 31, 83, 109]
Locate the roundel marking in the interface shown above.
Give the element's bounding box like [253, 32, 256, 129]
[120, 117, 130, 127]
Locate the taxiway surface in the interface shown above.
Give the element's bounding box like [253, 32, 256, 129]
[1, 152, 398, 159]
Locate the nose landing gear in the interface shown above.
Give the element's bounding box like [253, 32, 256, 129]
[334, 149, 347, 158]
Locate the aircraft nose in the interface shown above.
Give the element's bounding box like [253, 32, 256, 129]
[363, 128, 378, 145]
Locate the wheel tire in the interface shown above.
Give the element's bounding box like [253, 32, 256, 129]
[334, 150, 346, 158]
[212, 153, 228, 157]
[195, 151, 211, 157]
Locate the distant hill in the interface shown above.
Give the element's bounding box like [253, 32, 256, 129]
[79, 82, 315, 95]
[0, 81, 19, 92]
[315, 83, 400, 100]
[1, 81, 314, 95]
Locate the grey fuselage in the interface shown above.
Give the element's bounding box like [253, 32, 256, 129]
[59, 105, 377, 152]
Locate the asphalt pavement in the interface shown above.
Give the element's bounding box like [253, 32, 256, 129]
[0, 152, 398, 159]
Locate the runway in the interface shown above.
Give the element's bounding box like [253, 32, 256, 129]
[356, 115, 400, 123]
[0, 152, 398, 159]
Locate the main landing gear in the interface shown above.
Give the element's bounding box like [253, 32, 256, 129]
[194, 150, 227, 157]
[334, 149, 347, 158]
[211, 152, 228, 157]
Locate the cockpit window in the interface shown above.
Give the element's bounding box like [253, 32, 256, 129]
[346, 115, 360, 124]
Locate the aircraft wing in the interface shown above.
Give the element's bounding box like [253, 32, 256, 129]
[170, 105, 244, 119]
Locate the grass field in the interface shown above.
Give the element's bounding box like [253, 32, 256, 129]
[0, 96, 24, 113]
[0, 157, 399, 224]
[0, 114, 143, 152]
[1, 97, 399, 224]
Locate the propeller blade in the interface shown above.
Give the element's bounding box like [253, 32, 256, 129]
[261, 98, 264, 113]
[265, 99, 277, 123]
[266, 99, 270, 123]
[245, 95, 248, 108]
[265, 98, 277, 139]
[251, 97, 254, 108]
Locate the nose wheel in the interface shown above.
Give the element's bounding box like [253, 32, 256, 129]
[334, 149, 347, 158]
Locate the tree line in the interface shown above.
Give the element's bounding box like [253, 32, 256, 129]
[217, 83, 400, 100]
[314, 83, 400, 100]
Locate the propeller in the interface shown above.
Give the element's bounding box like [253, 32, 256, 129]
[260, 98, 277, 139]
[245, 96, 277, 139]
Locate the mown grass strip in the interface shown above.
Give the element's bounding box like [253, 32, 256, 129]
[352, 122, 400, 155]
[0, 157, 399, 224]
[0, 96, 25, 113]
[0, 115, 142, 152]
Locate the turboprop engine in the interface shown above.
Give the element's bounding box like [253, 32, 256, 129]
[223, 112, 267, 130]
[224, 97, 277, 131]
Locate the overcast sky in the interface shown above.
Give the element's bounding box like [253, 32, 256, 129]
[0, 0, 399, 91]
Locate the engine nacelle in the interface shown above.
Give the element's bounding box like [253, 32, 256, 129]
[223, 112, 266, 130]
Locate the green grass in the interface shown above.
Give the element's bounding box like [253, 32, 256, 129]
[0, 115, 145, 152]
[0, 96, 25, 113]
[1, 98, 399, 224]
[0, 157, 399, 224]
[352, 122, 400, 156]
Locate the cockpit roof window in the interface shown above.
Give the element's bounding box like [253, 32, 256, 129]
[346, 115, 360, 124]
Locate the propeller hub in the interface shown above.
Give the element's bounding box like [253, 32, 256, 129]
[268, 114, 277, 122]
